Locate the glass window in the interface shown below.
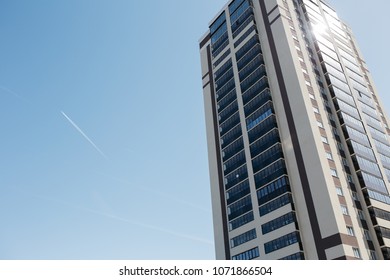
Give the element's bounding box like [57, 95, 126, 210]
[350, 140, 375, 161]
[230, 228, 257, 248]
[232, 247, 259, 260]
[361, 172, 388, 194]
[378, 227, 390, 239]
[219, 100, 239, 127]
[234, 25, 257, 48]
[229, 0, 245, 14]
[355, 156, 381, 177]
[220, 112, 241, 138]
[341, 205, 349, 215]
[346, 68, 365, 85]
[371, 207, 390, 222]
[259, 193, 293, 216]
[364, 230, 371, 241]
[364, 114, 383, 131]
[232, 15, 254, 39]
[214, 59, 232, 81]
[213, 49, 231, 68]
[316, 35, 335, 51]
[340, 112, 364, 132]
[224, 164, 248, 190]
[328, 75, 350, 94]
[380, 154, 390, 169]
[210, 12, 226, 34]
[227, 195, 253, 221]
[264, 231, 300, 254]
[252, 144, 284, 175]
[339, 48, 357, 65]
[238, 52, 263, 77]
[249, 128, 280, 158]
[369, 126, 388, 143]
[248, 114, 277, 143]
[229, 211, 254, 231]
[218, 89, 237, 112]
[254, 159, 287, 189]
[352, 248, 361, 259]
[246, 103, 273, 131]
[279, 252, 305, 260]
[374, 139, 390, 157]
[261, 212, 296, 235]
[221, 123, 243, 150]
[230, 0, 250, 24]
[321, 2, 338, 19]
[222, 137, 243, 161]
[345, 126, 370, 146]
[240, 66, 267, 94]
[346, 226, 354, 236]
[336, 187, 343, 196]
[226, 180, 250, 205]
[236, 43, 258, 69]
[236, 35, 259, 61]
[330, 168, 338, 177]
[358, 210, 364, 220]
[216, 77, 236, 102]
[242, 76, 269, 105]
[367, 189, 390, 205]
[331, 86, 355, 106]
[211, 23, 228, 45]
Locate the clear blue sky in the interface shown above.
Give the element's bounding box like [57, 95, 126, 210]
[0, 0, 389, 260]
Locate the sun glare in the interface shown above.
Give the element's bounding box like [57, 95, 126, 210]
[311, 22, 329, 37]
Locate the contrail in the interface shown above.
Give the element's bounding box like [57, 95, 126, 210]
[96, 172, 210, 213]
[14, 187, 213, 246]
[61, 111, 108, 159]
[0, 85, 25, 100]
[92, 211, 213, 245]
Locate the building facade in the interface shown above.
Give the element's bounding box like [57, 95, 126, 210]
[199, 0, 390, 260]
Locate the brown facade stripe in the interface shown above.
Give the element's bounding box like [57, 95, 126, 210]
[333, 177, 341, 185]
[343, 215, 352, 226]
[206, 44, 231, 260]
[338, 195, 347, 205]
[328, 160, 336, 169]
[200, 33, 211, 49]
[340, 233, 359, 247]
[259, 0, 344, 259]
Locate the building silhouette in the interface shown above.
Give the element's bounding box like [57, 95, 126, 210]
[199, 0, 390, 260]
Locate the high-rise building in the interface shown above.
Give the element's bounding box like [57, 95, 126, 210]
[199, 0, 390, 260]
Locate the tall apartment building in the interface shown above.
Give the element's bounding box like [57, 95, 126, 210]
[199, 0, 390, 260]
